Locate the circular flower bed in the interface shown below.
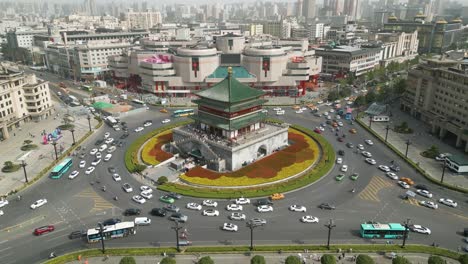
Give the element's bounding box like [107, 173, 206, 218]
[141, 129, 173, 165]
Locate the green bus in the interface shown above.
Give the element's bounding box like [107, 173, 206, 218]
[50, 158, 73, 179]
[360, 223, 406, 239]
[172, 109, 194, 117]
[81, 85, 92, 92]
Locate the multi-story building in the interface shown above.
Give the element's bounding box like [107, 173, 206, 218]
[401, 57, 468, 153]
[302, 0, 316, 19]
[370, 29, 419, 66]
[125, 8, 162, 30]
[0, 64, 52, 140]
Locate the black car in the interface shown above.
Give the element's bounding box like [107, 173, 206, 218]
[390, 164, 400, 172]
[120, 133, 129, 139]
[68, 230, 85, 239]
[338, 150, 345, 156]
[79, 153, 86, 159]
[123, 208, 141, 216]
[121, 122, 127, 127]
[414, 184, 429, 191]
[167, 192, 182, 200]
[102, 218, 122, 226]
[164, 204, 180, 212]
[346, 142, 354, 148]
[111, 140, 118, 146]
[318, 203, 336, 210]
[108, 167, 116, 174]
[117, 142, 124, 147]
[151, 208, 167, 217]
[255, 198, 273, 206]
[95, 139, 104, 146]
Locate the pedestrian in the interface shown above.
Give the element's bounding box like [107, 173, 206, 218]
[13, 133, 15, 136]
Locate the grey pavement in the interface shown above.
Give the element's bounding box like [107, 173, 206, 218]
[65, 252, 458, 264]
[362, 103, 468, 190]
[0, 99, 98, 196]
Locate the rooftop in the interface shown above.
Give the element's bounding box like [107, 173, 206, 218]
[446, 155, 468, 166]
[207, 66, 255, 79]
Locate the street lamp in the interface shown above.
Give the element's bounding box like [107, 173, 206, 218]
[246, 220, 259, 251]
[97, 222, 106, 253]
[405, 139, 411, 158]
[440, 160, 447, 184]
[401, 218, 410, 248]
[385, 125, 391, 142]
[70, 129, 76, 145]
[171, 220, 183, 252]
[20, 160, 28, 183]
[369, 116, 373, 128]
[51, 140, 58, 160]
[324, 219, 336, 250]
[87, 115, 92, 132]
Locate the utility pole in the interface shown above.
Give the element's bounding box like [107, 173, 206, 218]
[97, 222, 106, 253]
[52, 141, 58, 160]
[324, 219, 336, 250]
[20, 160, 28, 183]
[87, 115, 92, 132]
[246, 221, 259, 251]
[385, 125, 391, 142]
[405, 139, 411, 158]
[70, 129, 76, 145]
[401, 218, 410, 248]
[369, 116, 373, 128]
[440, 160, 447, 183]
[172, 220, 183, 252]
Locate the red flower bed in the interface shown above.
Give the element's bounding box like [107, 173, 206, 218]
[185, 131, 315, 180]
[148, 133, 173, 162]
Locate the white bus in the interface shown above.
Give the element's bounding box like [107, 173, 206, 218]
[132, 99, 145, 105]
[104, 116, 118, 126]
[86, 221, 136, 243]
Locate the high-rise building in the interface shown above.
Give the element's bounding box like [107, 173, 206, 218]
[296, 0, 303, 17]
[302, 0, 316, 19]
[126, 8, 162, 30]
[83, 0, 97, 16]
[343, 0, 361, 19]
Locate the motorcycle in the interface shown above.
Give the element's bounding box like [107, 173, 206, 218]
[114, 196, 118, 201]
[49, 252, 57, 259]
[102, 186, 106, 192]
[351, 188, 356, 193]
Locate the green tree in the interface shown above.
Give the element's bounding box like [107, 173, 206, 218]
[133, 164, 147, 173]
[365, 90, 377, 103]
[160, 257, 176, 264]
[3, 161, 13, 168]
[198, 256, 214, 264]
[459, 254, 468, 264]
[427, 256, 444, 264]
[339, 86, 353, 98]
[394, 78, 407, 95]
[320, 254, 336, 264]
[392, 256, 412, 264]
[354, 95, 367, 106]
[421, 145, 439, 158]
[356, 254, 375, 264]
[285, 255, 302, 264]
[119, 256, 136, 264]
[251, 255, 266, 264]
[23, 140, 32, 145]
[327, 90, 340, 101]
[157, 176, 169, 185]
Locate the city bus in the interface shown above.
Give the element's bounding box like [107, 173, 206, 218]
[50, 158, 73, 179]
[131, 99, 145, 105]
[360, 223, 407, 239]
[172, 109, 194, 117]
[104, 116, 118, 126]
[86, 221, 136, 243]
[81, 85, 92, 92]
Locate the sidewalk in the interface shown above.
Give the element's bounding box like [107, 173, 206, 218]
[361, 104, 467, 189]
[65, 252, 458, 264]
[0, 100, 98, 196]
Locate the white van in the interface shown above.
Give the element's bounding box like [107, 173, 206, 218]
[134, 217, 151, 226]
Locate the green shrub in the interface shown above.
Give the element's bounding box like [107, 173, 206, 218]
[119, 256, 136, 264]
[251, 255, 266, 264]
[356, 254, 375, 264]
[133, 164, 147, 173]
[20, 144, 38, 151]
[427, 256, 444, 264]
[392, 256, 412, 264]
[157, 176, 169, 185]
[160, 257, 176, 264]
[321, 254, 336, 264]
[421, 145, 439, 159]
[459, 254, 468, 264]
[198, 256, 214, 264]
[2, 161, 21, 173]
[285, 255, 302, 264]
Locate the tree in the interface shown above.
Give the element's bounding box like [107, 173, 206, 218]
[356, 254, 375, 264]
[251, 255, 266, 264]
[4, 161, 13, 168]
[285, 255, 302, 264]
[339, 86, 352, 98]
[23, 140, 32, 145]
[327, 90, 340, 101]
[119, 256, 136, 264]
[427, 256, 444, 264]
[157, 176, 169, 185]
[320, 254, 336, 264]
[354, 95, 367, 106]
[459, 254, 468, 264]
[392, 256, 412, 264]
[394, 78, 407, 95]
[133, 164, 147, 173]
[365, 90, 377, 103]
[198, 256, 214, 264]
[160, 257, 177, 264]
[421, 145, 439, 158]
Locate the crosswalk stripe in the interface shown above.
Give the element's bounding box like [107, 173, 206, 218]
[75, 187, 114, 211]
[359, 176, 394, 202]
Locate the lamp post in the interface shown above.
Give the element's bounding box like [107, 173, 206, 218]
[171, 220, 183, 252]
[246, 221, 259, 251]
[405, 139, 411, 158]
[20, 160, 28, 183]
[401, 218, 410, 248]
[385, 125, 391, 142]
[324, 219, 336, 250]
[97, 222, 106, 253]
[87, 115, 92, 132]
[369, 116, 373, 128]
[440, 160, 447, 183]
[70, 129, 76, 145]
[51, 140, 58, 160]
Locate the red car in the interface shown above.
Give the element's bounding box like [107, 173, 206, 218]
[34, 225, 55, 236]
[338, 137, 344, 142]
[314, 128, 322, 134]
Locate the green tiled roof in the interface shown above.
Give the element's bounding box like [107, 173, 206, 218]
[447, 155, 468, 166]
[195, 71, 265, 103]
[192, 111, 267, 131]
[207, 66, 256, 79]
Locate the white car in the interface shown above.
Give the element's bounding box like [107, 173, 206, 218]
[317, 100, 324, 104]
[416, 189, 433, 198]
[202, 209, 220, 216]
[140, 186, 153, 193]
[85, 166, 95, 175]
[161, 119, 171, 124]
[104, 132, 110, 139]
[329, 109, 335, 113]
[140, 190, 153, 200]
[326, 115, 332, 120]
[438, 198, 457, 208]
[0, 199, 9, 208]
[235, 197, 250, 205]
[386, 172, 398, 180]
[398, 180, 410, 189]
[114, 126, 120, 131]
[104, 154, 112, 162]
[336, 158, 343, 164]
[289, 205, 307, 212]
[0, 210, 3, 216]
[107, 146, 117, 153]
[324, 112, 329, 116]
[338, 121, 343, 127]
[132, 195, 146, 204]
[410, 225, 431, 235]
[295, 110, 303, 114]
[365, 139, 374, 145]
[361, 151, 372, 158]
[365, 158, 376, 165]
[96, 152, 102, 159]
[273, 107, 282, 111]
[186, 202, 202, 211]
[319, 126, 325, 132]
[419, 201, 438, 209]
[341, 165, 348, 172]
[112, 173, 121, 182]
[226, 204, 243, 211]
[90, 148, 98, 155]
[202, 200, 218, 207]
[134, 127, 144, 132]
[379, 165, 390, 172]
[143, 121, 152, 127]
[105, 138, 114, 144]
[68, 170, 80, 179]
[79, 160, 86, 168]
[99, 144, 108, 152]
[30, 199, 47, 209]
[222, 223, 238, 232]
[229, 212, 246, 221]
[357, 144, 364, 150]
[301, 215, 319, 223]
[257, 205, 273, 213]
[122, 183, 133, 193]
[91, 159, 101, 166]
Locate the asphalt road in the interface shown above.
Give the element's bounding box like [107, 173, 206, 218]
[0, 102, 467, 264]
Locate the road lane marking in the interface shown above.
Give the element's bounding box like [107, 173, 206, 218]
[44, 233, 69, 242]
[75, 187, 114, 212]
[0, 247, 12, 253]
[0, 240, 8, 244]
[358, 176, 393, 202]
[0, 215, 45, 232]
